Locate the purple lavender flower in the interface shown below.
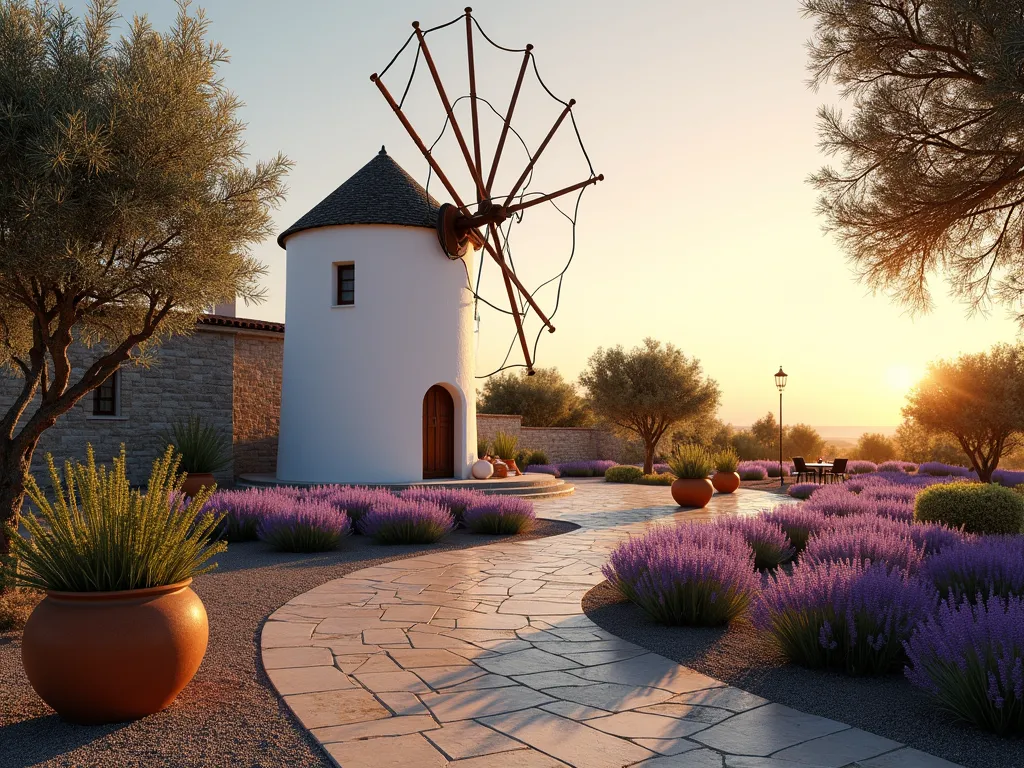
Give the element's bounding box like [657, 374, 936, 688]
[787, 482, 820, 501]
[803, 526, 926, 574]
[257, 499, 351, 552]
[303, 485, 394, 528]
[753, 560, 937, 674]
[918, 462, 974, 478]
[602, 523, 757, 626]
[847, 460, 878, 475]
[737, 462, 768, 481]
[992, 468, 1024, 488]
[399, 487, 487, 524]
[463, 496, 535, 534]
[762, 505, 829, 552]
[904, 595, 1024, 735]
[922, 536, 1024, 603]
[714, 516, 795, 569]
[205, 487, 296, 542]
[556, 460, 617, 477]
[803, 485, 876, 517]
[359, 498, 455, 544]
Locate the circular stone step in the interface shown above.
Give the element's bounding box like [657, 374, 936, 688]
[236, 472, 575, 498]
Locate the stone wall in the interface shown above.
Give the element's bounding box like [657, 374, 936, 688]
[233, 334, 284, 476]
[0, 329, 235, 486]
[476, 413, 625, 463]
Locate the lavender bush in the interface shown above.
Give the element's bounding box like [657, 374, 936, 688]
[738, 462, 768, 481]
[304, 485, 393, 528]
[922, 536, 1024, 603]
[787, 482, 819, 501]
[905, 596, 1024, 735]
[762, 506, 829, 552]
[754, 560, 937, 674]
[359, 498, 455, 544]
[557, 460, 617, 477]
[602, 523, 757, 626]
[804, 485, 877, 517]
[993, 468, 1024, 488]
[715, 516, 795, 569]
[918, 462, 974, 478]
[399, 487, 487, 524]
[257, 499, 351, 552]
[463, 497, 535, 534]
[206, 487, 294, 542]
[803, 526, 926, 574]
[877, 460, 915, 473]
[847, 460, 878, 475]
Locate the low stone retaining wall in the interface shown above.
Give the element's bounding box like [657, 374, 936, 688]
[476, 413, 624, 463]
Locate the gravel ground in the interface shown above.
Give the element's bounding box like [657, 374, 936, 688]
[0, 518, 576, 768]
[583, 581, 1022, 768]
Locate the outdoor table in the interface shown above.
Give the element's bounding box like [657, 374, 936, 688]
[804, 462, 833, 484]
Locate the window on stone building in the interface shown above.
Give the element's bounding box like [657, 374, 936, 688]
[93, 372, 120, 416]
[335, 263, 354, 306]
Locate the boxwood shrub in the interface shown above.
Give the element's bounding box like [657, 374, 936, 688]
[605, 465, 644, 483]
[636, 472, 675, 486]
[915, 481, 1024, 535]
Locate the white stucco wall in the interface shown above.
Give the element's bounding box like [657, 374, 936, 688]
[276, 224, 477, 483]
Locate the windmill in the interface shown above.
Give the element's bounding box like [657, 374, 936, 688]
[369, 7, 602, 376]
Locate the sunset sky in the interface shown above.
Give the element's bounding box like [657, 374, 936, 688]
[76, 0, 1023, 429]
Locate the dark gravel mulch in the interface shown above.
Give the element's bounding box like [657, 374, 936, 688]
[583, 581, 1023, 768]
[0, 518, 577, 768]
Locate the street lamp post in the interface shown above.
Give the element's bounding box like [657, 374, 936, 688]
[775, 366, 788, 488]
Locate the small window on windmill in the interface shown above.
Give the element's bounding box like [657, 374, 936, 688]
[93, 372, 120, 416]
[334, 263, 355, 306]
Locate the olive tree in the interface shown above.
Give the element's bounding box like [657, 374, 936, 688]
[478, 367, 592, 427]
[0, 0, 290, 555]
[803, 0, 1024, 318]
[579, 338, 720, 474]
[903, 344, 1024, 482]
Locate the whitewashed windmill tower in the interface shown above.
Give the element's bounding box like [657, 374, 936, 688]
[275, 8, 601, 484]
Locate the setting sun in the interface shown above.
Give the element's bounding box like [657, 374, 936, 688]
[885, 364, 920, 393]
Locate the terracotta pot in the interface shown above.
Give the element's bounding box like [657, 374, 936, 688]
[505, 459, 521, 476]
[22, 579, 208, 724]
[492, 461, 509, 479]
[671, 478, 715, 508]
[712, 471, 741, 494]
[181, 472, 216, 497]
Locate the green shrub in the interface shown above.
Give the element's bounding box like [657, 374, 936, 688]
[605, 465, 644, 483]
[165, 414, 231, 473]
[715, 449, 740, 473]
[524, 449, 549, 466]
[915, 482, 1024, 535]
[666, 444, 714, 480]
[492, 431, 519, 461]
[7, 445, 225, 592]
[637, 472, 675, 486]
[477, 437, 489, 458]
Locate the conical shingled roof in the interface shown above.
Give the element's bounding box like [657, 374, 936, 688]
[277, 147, 441, 248]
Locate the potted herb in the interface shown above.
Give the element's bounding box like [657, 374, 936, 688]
[9, 446, 224, 724]
[712, 449, 741, 494]
[666, 444, 715, 508]
[165, 414, 231, 496]
[491, 431, 521, 476]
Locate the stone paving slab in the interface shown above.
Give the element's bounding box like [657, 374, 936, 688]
[259, 483, 965, 768]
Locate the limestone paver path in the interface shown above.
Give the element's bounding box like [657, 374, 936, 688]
[261, 481, 964, 768]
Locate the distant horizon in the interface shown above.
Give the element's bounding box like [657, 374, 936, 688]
[731, 425, 898, 440]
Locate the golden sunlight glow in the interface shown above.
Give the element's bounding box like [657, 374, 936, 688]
[885, 365, 919, 393]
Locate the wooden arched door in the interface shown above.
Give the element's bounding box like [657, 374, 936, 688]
[423, 385, 455, 479]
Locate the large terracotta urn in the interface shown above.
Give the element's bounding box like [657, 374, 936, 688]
[472, 459, 494, 480]
[671, 478, 715, 508]
[22, 579, 209, 724]
[712, 471, 741, 494]
[181, 472, 216, 498]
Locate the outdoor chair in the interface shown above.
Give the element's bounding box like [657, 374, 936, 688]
[826, 458, 849, 484]
[792, 457, 815, 483]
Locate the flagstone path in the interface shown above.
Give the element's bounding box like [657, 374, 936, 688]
[260, 481, 963, 768]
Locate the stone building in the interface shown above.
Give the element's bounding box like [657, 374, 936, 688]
[0, 313, 284, 486]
